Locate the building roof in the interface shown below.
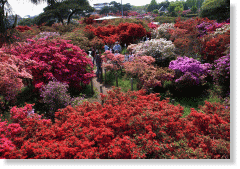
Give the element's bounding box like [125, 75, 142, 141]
[94, 16, 121, 20]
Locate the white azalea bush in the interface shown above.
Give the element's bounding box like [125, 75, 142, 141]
[153, 23, 175, 39]
[212, 24, 230, 37]
[127, 38, 176, 67]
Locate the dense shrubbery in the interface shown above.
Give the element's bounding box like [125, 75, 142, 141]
[211, 54, 230, 97]
[200, 0, 230, 22]
[85, 22, 147, 46]
[124, 55, 175, 90]
[0, 88, 229, 159]
[0, 50, 33, 113]
[101, 50, 125, 71]
[127, 39, 176, 67]
[169, 56, 212, 92]
[153, 23, 174, 39]
[2, 38, 95, 91]
[40, 80, 85, 120]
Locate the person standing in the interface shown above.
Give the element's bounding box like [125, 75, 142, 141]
[113, 41, 121, 53]
[104, 44, 109, 51]
[95, 51, 102, 80]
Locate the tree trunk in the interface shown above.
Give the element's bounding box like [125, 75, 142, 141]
[67, 10, 77, 25]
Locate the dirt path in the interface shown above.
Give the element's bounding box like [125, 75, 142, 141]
[91, 68, 113, 103]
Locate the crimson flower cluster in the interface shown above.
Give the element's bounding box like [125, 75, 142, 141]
[0, 88, 229, 159]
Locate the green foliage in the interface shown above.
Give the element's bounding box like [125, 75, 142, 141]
[17, 18, 36, 26]
[168, 1, 184, 16]
[153, 16, 187, 24]
[152, 9, 159, 14]
[200, 0, 230, 22]
[147, 0, 159, 12]
[191, 6, 198, 13]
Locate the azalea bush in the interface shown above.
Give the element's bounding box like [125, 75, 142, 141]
[0, 50, 33, 113]
[168, 17, 216, 58]
[124, 55, 175, 90]
[101, 50, 125, 71]
[2, 38, 95, 91]
[153, 23, 174, 40]
[200, 30, 230, 63]
[15, 25, 32, 32]
[211, 54, 230, 97]
[85, 22, 147, 46]
[40, 80, 85, 121]
[33, 31, 60, 40]
[62, 28, 91, 52]
[169, 56, 212, 92]
[0, 88, 229, 159]
[128, 39, 176, 67]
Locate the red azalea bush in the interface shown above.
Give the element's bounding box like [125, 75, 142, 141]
[200, 30, 230, 63]
[0, 88, 229, 159]
[85, 22, 147, 46]
[15, 26, 32, 32]
[168, 17, 216, 58]
[2, 38, 95, 91]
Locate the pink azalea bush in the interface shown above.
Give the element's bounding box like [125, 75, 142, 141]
[0, 50, 33, 109]
[2, 38, 95, 91]
[124, 55, 175, 89]
[101, 50, 125, 71]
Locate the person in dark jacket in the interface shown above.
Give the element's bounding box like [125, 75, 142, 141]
[95, 51, 102, 79]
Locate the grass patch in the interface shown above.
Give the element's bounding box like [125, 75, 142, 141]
[104, 70, 138, 92]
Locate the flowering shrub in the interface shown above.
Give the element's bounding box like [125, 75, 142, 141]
[62, 28, 91, 52]
[169, 56, 212, 90]
[211, 54, 230, 97]
[168, 17, 216, 57]
[148, 22, 159, 30]
[82, 17, 96, 25]
[33, 32, 60, 40]
[2, 38, 95, 91]
[200, 30, 230, 63]
[128, 39, 176, 67]
[153, 23, 174, 39]
[124, 55, 175, 89]
[15, 25, 32, 32]
[0, 50, 33, 109]
[85, 23, 147, 46]
[0, 88, 229, 159]
[40, 80, 85, 120]
[101, 50, 125, 71]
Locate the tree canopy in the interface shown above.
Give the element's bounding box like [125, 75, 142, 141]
[30, 0, 93, 25]
[200, 0, 230, 22]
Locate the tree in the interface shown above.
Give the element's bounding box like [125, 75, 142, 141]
[200, 0, 230, 22]
[147, 0, 159, 12]
[186, 0, 204, 9]
[191, 5, 197, 13]
[29, 0, 93, 25]
[0, 0, 18, 47]
[167, 1, 184, 16]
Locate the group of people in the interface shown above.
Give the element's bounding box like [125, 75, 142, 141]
[104, 41, 122, 54]
[90, 41, 135, 80]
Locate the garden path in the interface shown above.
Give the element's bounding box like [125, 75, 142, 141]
[91, 67, 113, 104]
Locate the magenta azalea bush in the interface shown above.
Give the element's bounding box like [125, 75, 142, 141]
[169, 56, 212, 88]
[211, 54, 230, 96]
